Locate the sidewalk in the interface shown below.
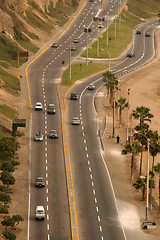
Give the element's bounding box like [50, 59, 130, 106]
[95, 85, 160, 240]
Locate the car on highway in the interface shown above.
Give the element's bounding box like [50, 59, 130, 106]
[47, 103, 56, 114]
[70, 45, 76, 51]
[35, 206, 45, 220]
[127, 52, 135, 58]
[34, 132, 44, 141]
[72, 117, 80, 125]
[145, 33, 150, 37]
[52, 42, 58, 48]
[136, 30, 141, 34]
[88, 83, 95, 90]
[49, 130, 58, 139]
[73, 38, 79, 43]
[35, 177, 45, 187]
[70, 92, 78, 100]
[35, 102, 43, 111]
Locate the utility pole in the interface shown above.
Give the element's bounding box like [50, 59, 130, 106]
[126, 88, 130, 142]
[97, 20, 99, 57]
[113, 85, 116, 138]
[69, 38, 71, 80]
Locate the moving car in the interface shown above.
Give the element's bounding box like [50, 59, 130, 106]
[35, 177, 45, 187]
[73, 38, 79, 43]
[35, 102, 43, 111]
[127, 52, 135, 58]
[34, 132, 44, 141]
[70, 92, 78, 100]
[47, 103, 56, 114]
[49, 130, 58, 139]
[72, 117, 80, 125]
[136, 30, 141, 34]
[35, 206, 45, 220]
[70, 45, 76, 51]
[52, 42, 58, 48]
[145, 33, 150, 37]
[88, 83, 95, 90]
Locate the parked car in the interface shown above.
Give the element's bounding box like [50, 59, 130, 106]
[34, 132, 44, 141]
[88, 83, 95, 90]
[127, 52, 135, 58]
[70, 45, 76, 51]
[35, 102, 43, 111]
[70, 92, 78, 100]
[47, 103, 56, 114]
[72, 117, 80, 125]
[145, 33, 150, 37]
[52, 42, 58, 48]
[136, 30, 141, 34]
[35, 177, 45, 187]
[73, 38, 79, 43]
[49, 130, 58, 139]
[35, 206, 45, 220]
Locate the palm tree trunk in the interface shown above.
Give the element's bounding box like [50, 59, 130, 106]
[131, 154, 134, 180]
[139, 148, 143, 176]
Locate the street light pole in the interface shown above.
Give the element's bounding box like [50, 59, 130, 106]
[113, 85, 115, 138]
[146, 139, 150, 220]
[86, 28, 88, 65]
[97, 20, 99, 57]
[69, 38, 71, 80]
[127, 88, 130, 142]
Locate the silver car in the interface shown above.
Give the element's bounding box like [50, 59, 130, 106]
[34, 132, 44, 141]
[49, 130, 58, 139]
[47, 104, 56, 114]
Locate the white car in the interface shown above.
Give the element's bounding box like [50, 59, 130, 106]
[72, 117, 80, 125]
[34, 132, 44, 141]
[88, 83, 95, 90]
[35, 206, 45, 220]
[35, 102, 43, 111]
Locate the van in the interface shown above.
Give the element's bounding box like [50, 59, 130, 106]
[35, 206, 45, 220]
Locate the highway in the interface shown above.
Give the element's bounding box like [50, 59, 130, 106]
[27, 0, 160, 239]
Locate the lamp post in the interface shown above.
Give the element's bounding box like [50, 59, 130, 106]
[69, 38, 71, 80]
[127, 88, 130, 142]
[84, 28, 91, 65]
[134, 131, 150, 220]
[113, 85, 116, 138]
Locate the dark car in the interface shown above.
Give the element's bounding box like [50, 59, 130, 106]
[145, 33, 150, 37]
[47, 104, 56, 114]
[35, 177, 45, 187]
[127, 52, 135, 58]
[70, 45, 76, 51]
[49, 130, 58, 139]
[70, 92, 78, 100]
[136, 30, 141, 34]
[52, 42, 58, 48]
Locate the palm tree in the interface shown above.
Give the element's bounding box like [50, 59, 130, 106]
[103, 71, 118, 104]
[122, 141, 142, 180]
[116, 96, 128, 125]
[133, 176, 146, 200]
[134, 123, 149, 176]
[153, 163, 160, 216]
[132, 106, 153, 126]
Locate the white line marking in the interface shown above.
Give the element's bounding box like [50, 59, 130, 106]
[95, 198, 97, 203]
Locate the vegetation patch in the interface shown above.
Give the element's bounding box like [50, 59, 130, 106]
[0, 68, 19, 95]
[61, 63, 107, 85]
[0, 105, 17, 120]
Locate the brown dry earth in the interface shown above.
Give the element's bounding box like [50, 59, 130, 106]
[1, 4, 160, 240]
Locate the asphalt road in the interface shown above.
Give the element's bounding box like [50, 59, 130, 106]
[27, 0, 160, 239]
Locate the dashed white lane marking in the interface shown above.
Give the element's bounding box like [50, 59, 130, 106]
[45, 153, 47, 157]
[47, 215, 49, 220]
[46, 180, 48, 185]
[46, 188, 48, 193]
[86, 153, 89, 158]
[92, 182, 94, 187]
[95, 198, 97, 203]
[47, 224, 49, 230]
[98, 216, 101, 222]
[84, 139, 86, 143]
[46, 166, 48, 171]
[46, 173, 48, 178]
[87, 160, 90, 165]
[83, 132, 85, 136]
[47, 205, 49, 211]
[46, 160, 47, 164]
[100, 226, 102, 232]
[89, 167, 91, 172]
[93, 189, 96, 195]
[85, 146, 88, 151]
[90, 174, 93, 179]
[47, 197, 48, 202]
[96, 206, 99, 212]
[45, 147, 47, 151]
